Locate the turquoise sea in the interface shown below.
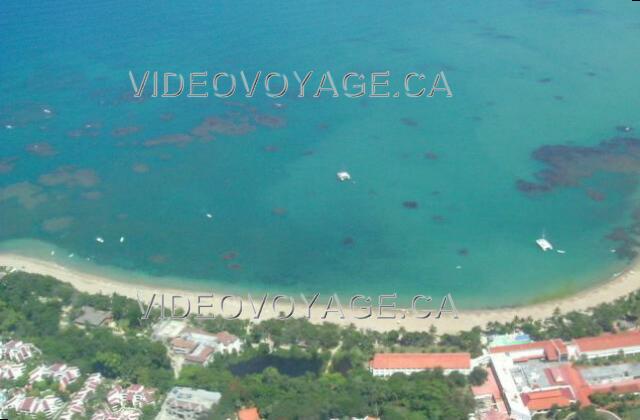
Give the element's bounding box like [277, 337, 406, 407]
[1, 1, 640, 308]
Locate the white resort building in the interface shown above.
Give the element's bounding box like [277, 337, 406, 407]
[369, 352, 472, 377]
[157, 386, 222, 419]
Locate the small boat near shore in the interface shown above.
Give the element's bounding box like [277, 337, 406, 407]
[336, 171, 351, 182]
[536, 237, 553, 251]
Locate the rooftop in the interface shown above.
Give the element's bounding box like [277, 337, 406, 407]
[370, 352, 471, 370]
[574, 330, 640, 352]
[215, 331, 239, 345]
[490, 339, 567, 361]
[170, 338, 198, 352]
[184, 344, 214, 364]
[166, 386, 221, 407]
[74, 306, 112, 326]
[521, 388, 573, 411]
[238, 407, 260, 420]
[580, 363, 640, 387]
[152, 320, 187, 340]
[472, 367, 503, 400]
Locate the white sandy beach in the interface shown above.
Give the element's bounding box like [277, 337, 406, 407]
[1, 252, 639, 334]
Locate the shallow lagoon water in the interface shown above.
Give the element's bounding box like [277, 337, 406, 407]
[1, 1, 640, 308]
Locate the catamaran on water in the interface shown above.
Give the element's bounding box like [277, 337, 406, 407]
[536, 236, 553, 251]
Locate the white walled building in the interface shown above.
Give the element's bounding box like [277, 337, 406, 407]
[28, 363, 81, 390]
[0, 362, 24, 380]
[489, 353, 532, 420]
[181, 328, 242, 354]
[157, 386, 221, 419]
[0, 340, 40, 363]
[369, 352, 472, 377]
[4, 395, 62, 418]
[572, 330, 640, 359]
[489, 339, 568, 362]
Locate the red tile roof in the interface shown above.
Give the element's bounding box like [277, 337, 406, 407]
[238, 407, 260, 420]
[574, 330, 640, 353]
[185, 345, 214, 364]
[370, 352, 471, 370]
[215, 331, 239, 345]
[471, 367, 502, 400]
[559, 364, 591, 407]
[521, 388, 573, 411]
[171, 338, 197, 351]
[590, 379, 640, 395]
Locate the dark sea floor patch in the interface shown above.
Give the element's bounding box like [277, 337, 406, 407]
[342, 236, 355, 246]
[67, 123, 101, 139]
[616, 125, 633, 133]
[112, 126, 141, 137]
[0, 102, 54, 128]
[42, 216, 74, 233]
[0, 158, 18, 174]
[221, 251, 238, 261]
[82, 191, 102, 201]
[402, 200, 419, 209]
[39, 167, 100, 188]
[26, 142, 57, 157]
[518, 136, 640, 259]
[0, 182, 48, 210]
[132, 163, 150, 173]
[517, 137, 640, 194]
[401, 117, 418, 127]
[143, 134, 192, 148]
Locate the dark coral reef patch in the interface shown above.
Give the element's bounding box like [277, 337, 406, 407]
[402, 201, 419, 209]
[516, 137, 640, 194]
[26, 142, 57, 157]
[518, 137, 640, 260]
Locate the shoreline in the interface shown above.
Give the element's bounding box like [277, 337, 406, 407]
[1, 252, 638, 334]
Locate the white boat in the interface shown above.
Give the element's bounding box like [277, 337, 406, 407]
[336, 171, 351, 182]
[96, 237, 105, 244]
[206, 213, 213, 219]
[536, 237, 553, 251]
[120, 236, 125, 243]
[556, 249, 566, 254]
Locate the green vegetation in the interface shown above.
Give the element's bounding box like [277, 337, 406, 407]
[589, 393, 640, 419]
[10, 270, 640, 419]
[0, 271, 173, 391]
[486, 291, 640, 341]
[182, 318, 478, 419]
[0, 271, 478, 419]
[468, 366, 488, 386]
[179, 358, 474, 419]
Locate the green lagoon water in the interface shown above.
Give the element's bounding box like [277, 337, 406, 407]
[1, 1, 640, 308]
